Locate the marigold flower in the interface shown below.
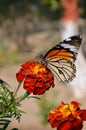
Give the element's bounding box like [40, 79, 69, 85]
[48, 101, 86, 130]
[16, 61, 54, 95]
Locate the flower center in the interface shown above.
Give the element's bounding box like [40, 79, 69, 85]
[33, 64, 45, 74]
[60, 104, 73, 117]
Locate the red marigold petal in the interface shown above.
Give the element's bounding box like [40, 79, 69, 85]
[48, 111, 64, 128]
[26, 77, 36, 84]
[70, 101, 80, 111]
[41, 76, 47, 82]
[23, 76, 37, 93]
[58, 120, 83, 130]
[24, 81, 34, 93]
[78, 110, 86, 121]
[33, 87, 46, 95]
[16, 69, 25, 82]
[72, 119, 83, 130]
[47, 72, 53, 79]
[48, 114, 59, 128]
[58, 121, 72, 130]
[22, 61, 31, 69]
[35, 81, 43, 87]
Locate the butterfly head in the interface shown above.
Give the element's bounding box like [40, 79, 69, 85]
[37, 54, 48, 66]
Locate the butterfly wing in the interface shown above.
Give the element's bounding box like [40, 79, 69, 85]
[43, 35, 82, 82]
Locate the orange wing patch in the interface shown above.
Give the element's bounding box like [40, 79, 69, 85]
[45, 49, 74, 62]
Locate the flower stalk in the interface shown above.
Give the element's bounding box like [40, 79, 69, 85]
[14, 82, 22, 97]
[16, 91, 29, 104]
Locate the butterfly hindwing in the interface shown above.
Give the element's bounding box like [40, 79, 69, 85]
[42, 35, 82, 82]
[47, 58, 76, 82]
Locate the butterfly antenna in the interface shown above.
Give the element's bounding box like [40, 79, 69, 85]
[27, 50, 37, 54]
[27, 50, 42, 60]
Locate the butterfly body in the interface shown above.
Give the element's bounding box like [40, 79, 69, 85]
[41, 35, 82, 83]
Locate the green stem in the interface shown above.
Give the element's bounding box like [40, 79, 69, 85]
[16, 91, 29, 104]
[14, 82, 22, 97]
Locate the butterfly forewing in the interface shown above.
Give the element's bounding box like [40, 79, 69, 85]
[43, 35, 82, 82]
[44, 49, 74, 62]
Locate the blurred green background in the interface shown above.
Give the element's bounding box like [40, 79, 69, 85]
[0, 0, 85, 20]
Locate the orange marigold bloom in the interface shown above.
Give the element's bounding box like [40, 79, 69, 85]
[16, 61, 54, 95]
[48, 101, 86, 130]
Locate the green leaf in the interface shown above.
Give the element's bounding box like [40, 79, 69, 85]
[0, 79, 25, 121]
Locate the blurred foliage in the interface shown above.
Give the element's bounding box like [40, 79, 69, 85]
[0, 45, 7, 64]
[39, 0, 62, 20]
[0, 0, 85, 23]
[0, 0, 61, 22]
[0, 0, 85, 60]
[0, 44, 21, 65]
[79, 0, 86, 19]
[41, 0, 60, 11]
[37, 95, 56, 125]
[0, 44, 7, 55]
[8, 49, 21, 63]
[0, 0, 32, 22]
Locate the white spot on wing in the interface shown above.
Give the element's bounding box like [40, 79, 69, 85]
[65, 38, 71, 41]
[61, 43, 77, 52]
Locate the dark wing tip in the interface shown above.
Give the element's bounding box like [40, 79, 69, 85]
[64, 35, 82, 45]
[71, 35, 82, 44]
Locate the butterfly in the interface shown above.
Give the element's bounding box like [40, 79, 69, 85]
[40, 35, 82, 83]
